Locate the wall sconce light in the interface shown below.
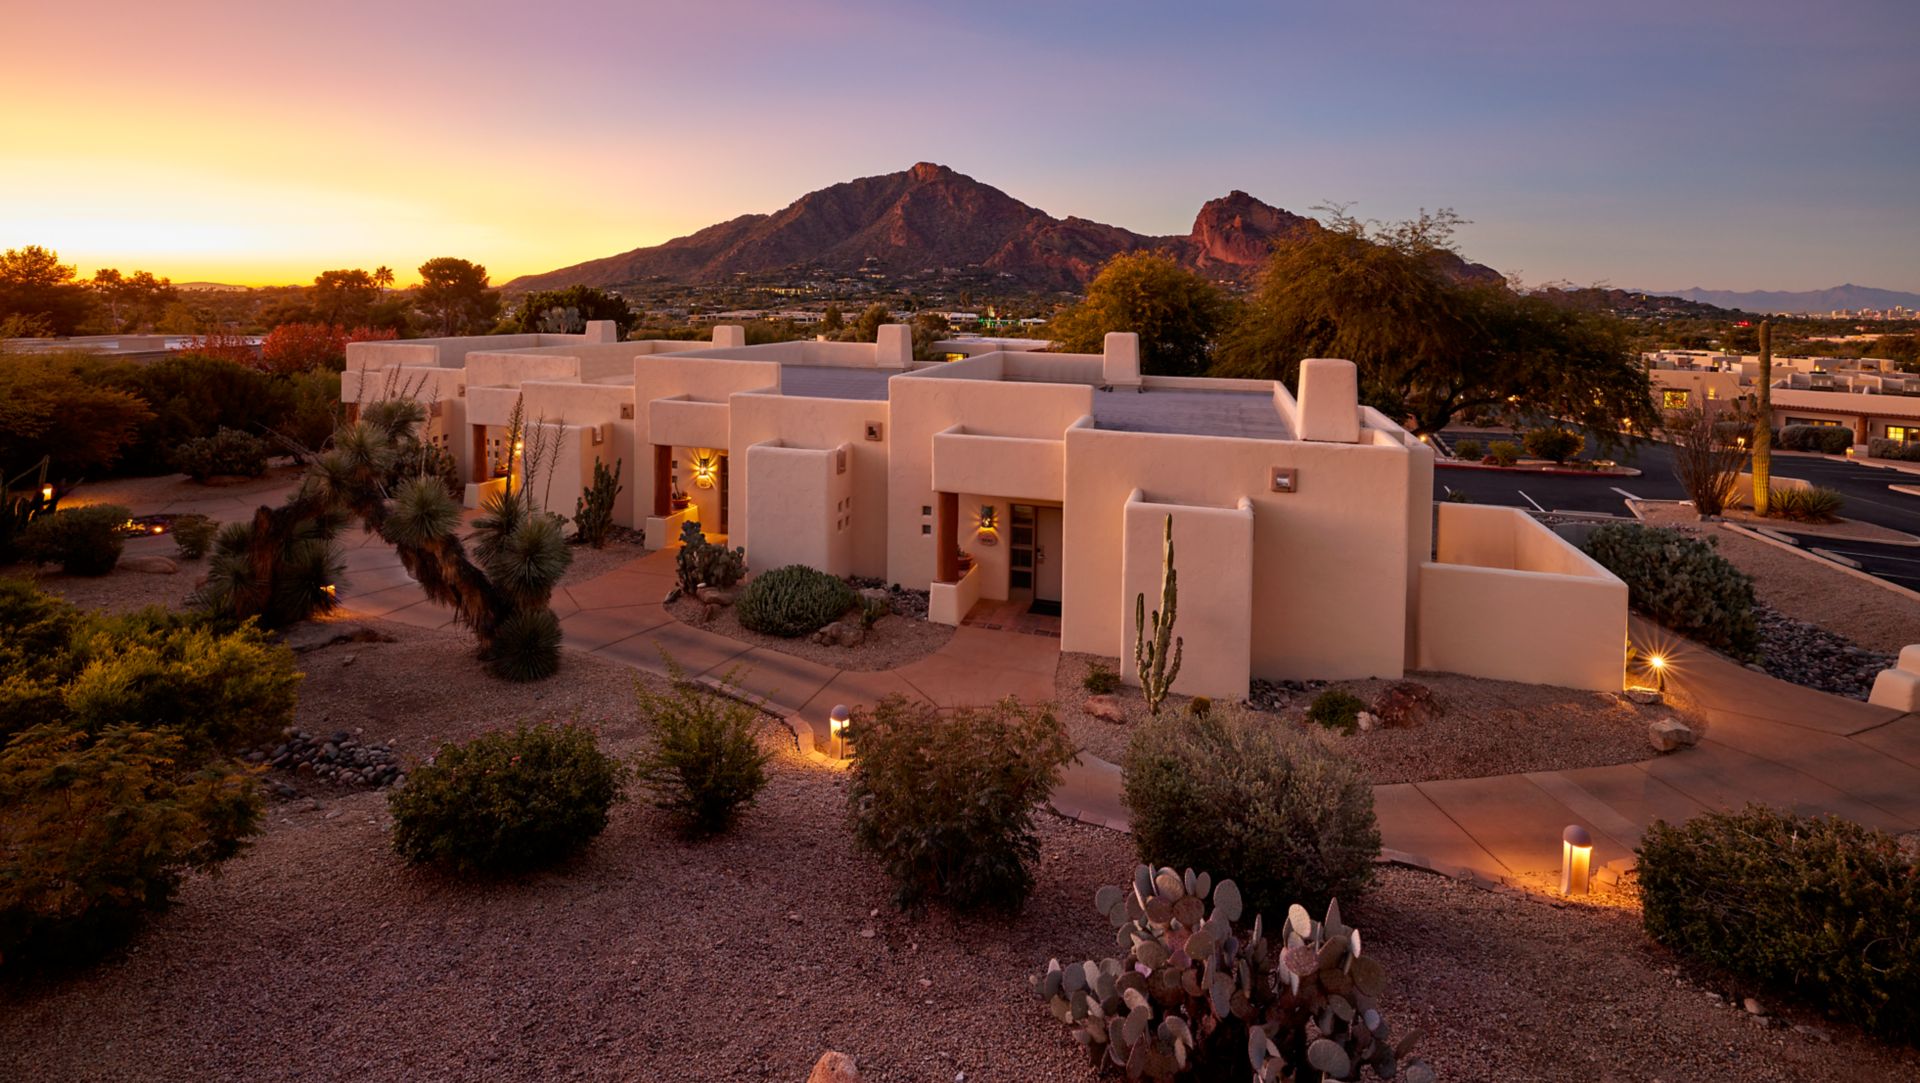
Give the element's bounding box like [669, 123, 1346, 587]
[975, 504, 999, 544]
[1560, 825, 1593, 896]
[690, 449, 720, 490]
[829, 704, 851, 759]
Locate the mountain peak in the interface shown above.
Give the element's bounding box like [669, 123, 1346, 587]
[907, 161, 954, 183]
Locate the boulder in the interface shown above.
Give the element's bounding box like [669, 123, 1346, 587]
[1647, 718, 1698, 752]
[121, 555, 179, 575]
[813, 620, 867, 648]
[696, 585, 737, 607]
[857, 587, 890, 607]
[1083, 695, 1125, 724]
[1625, 687, 1664, 706]
[808, 1052, 860, 1083]
[1371, 682, 1435, 728]
[1355, 711, 1378, 733]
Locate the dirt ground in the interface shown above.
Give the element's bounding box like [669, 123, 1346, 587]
[3, 621, 1912, 1081]
[1055, 653, 1679, 784]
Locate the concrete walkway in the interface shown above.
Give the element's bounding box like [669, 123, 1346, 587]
[334, 543, 1920, 890]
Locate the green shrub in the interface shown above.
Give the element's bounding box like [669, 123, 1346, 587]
[1082, 659, 1121, 695]
[1582, 523, 1758, 658]
[1767, 486, 1845, 523]
[171, 514, 217, 559]
[1487, 439, 1521, 467]
[1123, 705, 1378, 917]
[1638, 806, 1919, 1042]
[674, 520, 746, 594]
[1779, 423, 1854, 455]
[19, 504, 130, 576]
[389, 723, 630, 875]
[1451, 437, 1482, 460]
[857, 593, 890, 629]
[847, 695, 1075, 910]
[0, 723, 262, 968]
[736, 564, 856, 638]
[632, 661, 772, 837]
[171, 426, 271, 482]
[1306, 688, 1366, 734]
[57, 618, 301, 752]
[1523, 426, 1584, 464]
[1869, 437, 1920, 463]
[1037, 866, 1431, 1082]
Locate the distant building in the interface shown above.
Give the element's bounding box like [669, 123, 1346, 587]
[1644, 350, 1920, 446]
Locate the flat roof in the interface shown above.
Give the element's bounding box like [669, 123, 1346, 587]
[1092, 387, 1292, 440]
[779, 365, 893, 401]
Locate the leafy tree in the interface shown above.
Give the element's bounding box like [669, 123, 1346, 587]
[0, 246, 94, 336]
[508, 284, 634, 338]
[820, 303, 844, 333]
[1048, 251, 1233, 377]
[910, 312, 952, 361]
[1214, 209, 1656, 440]
[852, 302, 892, 342]
[308, 269, 380, 326]
[89, 269, 178, 332]
[257, 322, 396, 375]
[416, 257, 501, 336]
[0, 352, 154, 480]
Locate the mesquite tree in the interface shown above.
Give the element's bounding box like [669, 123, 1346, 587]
[1669, 405, 1748, 519]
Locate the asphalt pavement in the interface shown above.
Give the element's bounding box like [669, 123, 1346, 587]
[1433, 430, 1920, 594]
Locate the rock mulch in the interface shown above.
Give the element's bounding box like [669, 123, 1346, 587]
[665, 593, 952, 673]
[558, 530, 651, 588]
[1057, 655, 1684, 784]
[846, 577, 931, 621]
[1753, 602, 1895, 700]
[3, 617, 1913, 1081]
[246, 727, 406, 792]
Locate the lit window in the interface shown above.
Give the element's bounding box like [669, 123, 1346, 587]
[1661, 389, 1691, 409]
[1891, 426, 1916, 444]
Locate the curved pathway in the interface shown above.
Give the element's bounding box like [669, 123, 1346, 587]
[335, 540, 1920, 891]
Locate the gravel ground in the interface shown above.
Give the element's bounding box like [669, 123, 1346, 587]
[61, 465, 307, 514]
[1056, 654, 1675, 784]
[1707, 525, 1920, 654]
[1, 549, 204, 615]
[667, 596, 954, 672]
[3, 625, 1910, 1082]
[559, 530, 652, 589]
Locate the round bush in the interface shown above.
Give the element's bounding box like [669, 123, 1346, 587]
[388, 723, 629, 874]
[171, 427, 271, 482]
[1306, 688, 1366, 734]
[1487, 440, 1521, 467]
[1451, 437, 1482, 460]
[1639, 805, 1919, 1042]
[1123, 705, 1379, 919]
[1582, 523, 1757, 658]
[20, 504, 130, 576]
[1522, 426, 1584, 464]
[735, 564, 856, 638]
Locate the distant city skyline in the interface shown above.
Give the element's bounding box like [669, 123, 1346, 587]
[5, 0, 1916, 291]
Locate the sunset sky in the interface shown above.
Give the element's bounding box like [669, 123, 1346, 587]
[6, 0, 1916, 291]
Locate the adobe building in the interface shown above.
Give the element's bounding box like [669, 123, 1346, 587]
[344, 325, 1627, 698]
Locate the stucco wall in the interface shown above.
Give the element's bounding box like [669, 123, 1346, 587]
[728, 392, 890, 580]
[1416, 504, 1626, 692]
[1061, 426, 1416, 682]
[744, 441, 856, 575]
[631, 357, 781, 532]
[886, 364, 1094, 590]
[1120, 494, 1254, 699]
[930, 429, 1065, 504]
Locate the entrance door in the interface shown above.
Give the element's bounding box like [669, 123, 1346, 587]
[1034, 506, 1063, 611]
[1008, 504, 1037, 601]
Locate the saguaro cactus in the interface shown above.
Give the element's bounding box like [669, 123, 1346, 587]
[1753, 318, 1773, 516]
[1134, 514, 1183, 715]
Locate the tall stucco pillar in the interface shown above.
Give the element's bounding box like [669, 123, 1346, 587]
[1297, 358, 1362, 443]
[935, 491, 960, 583]
[876, 324, 912, 370]
[1103, 332, 1142, 388]
[712, 325, 746, 349]
[583, 320, 618, 344]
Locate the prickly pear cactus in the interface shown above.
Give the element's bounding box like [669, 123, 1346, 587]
[1034, 865, 1431, 1082]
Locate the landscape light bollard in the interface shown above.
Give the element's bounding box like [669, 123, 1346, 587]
[829, 704, 851, 759]
[1647, 654, 1667, 692]
[1560, 825, 1593, 896]
[41, 484, 54, 503]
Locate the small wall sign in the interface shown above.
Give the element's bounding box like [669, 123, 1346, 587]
[1270, 467, 1298, 494]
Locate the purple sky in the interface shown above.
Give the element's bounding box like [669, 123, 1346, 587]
[7, 0, 1916, 290]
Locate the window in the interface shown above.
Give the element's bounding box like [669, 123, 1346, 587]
[1890, 426, 1917, 444]
[1661, 389, 1690, 409]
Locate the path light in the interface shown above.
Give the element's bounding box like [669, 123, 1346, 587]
[1560, 825, 1593, 896]
[40, 484, 54, 503]
[1646, 653, 1667, 692]
[829, 704, 851, 759]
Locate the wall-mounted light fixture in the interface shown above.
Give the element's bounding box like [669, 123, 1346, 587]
[690, 449, 720, 489]
[975, 504, 999, 544]
[1560, 825, 1593, 896]
[1270, 467, 1298, 494]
